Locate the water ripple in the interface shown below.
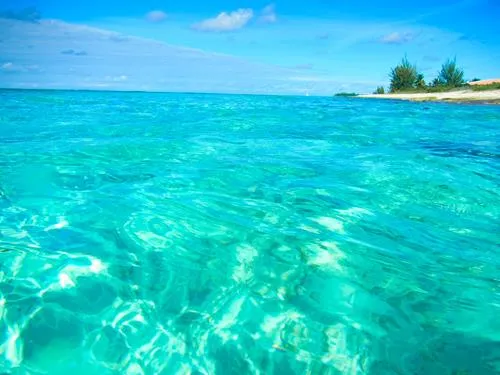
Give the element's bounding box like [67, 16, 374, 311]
[0, 90, 499, 374]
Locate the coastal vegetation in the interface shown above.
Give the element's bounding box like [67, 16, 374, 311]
[389, 57, 418, 92]
[436, 58, 464, 87]
[334, 92, 359, 97]
[470, 82, 500, 91]
[375, 56, 497, 94]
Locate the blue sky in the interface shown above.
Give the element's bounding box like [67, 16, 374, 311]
[0, 0, 499, 95]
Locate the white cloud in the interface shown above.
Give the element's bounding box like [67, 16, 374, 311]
[145, 10, 167, 23]
[192, 9, 253, 32]
[259, 4, 277, 23]
[105, 75, 128, 82]
[1, 62, 40, 73]
[0, 17, 408, 94]
[379, 31, 414, 44]
[1, 62, 14, 70]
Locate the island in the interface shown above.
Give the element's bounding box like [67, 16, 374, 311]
[351, 57, 500, 104]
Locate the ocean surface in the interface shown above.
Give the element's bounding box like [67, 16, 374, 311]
[0, 89, 499, 375]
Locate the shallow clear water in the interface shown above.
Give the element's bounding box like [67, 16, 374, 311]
[0, 89, 499, 374]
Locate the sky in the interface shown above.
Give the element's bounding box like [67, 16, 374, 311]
[0, 0, 499, 95]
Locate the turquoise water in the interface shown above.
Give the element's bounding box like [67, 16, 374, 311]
[0, 89, 499, 374]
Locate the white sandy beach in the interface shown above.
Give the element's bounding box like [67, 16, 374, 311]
[360, 89, 500, 103]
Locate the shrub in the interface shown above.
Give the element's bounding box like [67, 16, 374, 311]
[437, 58, 465, 87]
[389, 57, 419, 92]
[374, 86, 385, 94]
[470, 83, 500, 91]
[426, 85, 456, 93]
[431, 77, 443, 87]
[334, 92, 358, 97]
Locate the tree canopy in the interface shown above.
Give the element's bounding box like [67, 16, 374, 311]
[378, 56, 470, 94]
[389, 57, 419, 92]
[437, 58, 465, 87]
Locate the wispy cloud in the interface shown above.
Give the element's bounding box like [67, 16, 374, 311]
[105, 75, 128, 82]
[192, 9, 254, 32]
[109, 34, 129, 43]
[1, 62, 40, 73]
[0, 7, 41, 23]
[379, 31, 414, 44]
[1, 62, 15, 71]
[4, 16, 478, 95]
[61, 49, 88, 56]
[259, 4, 277, 23]
[2, 18, 340, 94]
[145, 10, 167, 23]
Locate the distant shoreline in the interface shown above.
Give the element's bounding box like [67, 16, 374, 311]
[359, 89, 500, 105]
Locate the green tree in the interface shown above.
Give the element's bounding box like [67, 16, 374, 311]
[389, 57, 419, 92]
[416, 73, 426, 89]
[374, 86, 385, 94]
[431, 77, 443, 87]
[437, 58, 465, 87]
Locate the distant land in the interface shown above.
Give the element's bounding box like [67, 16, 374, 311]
[359, 85, 500, 105]
[343, 55, 500, 104]
[360, 78, 500, 104]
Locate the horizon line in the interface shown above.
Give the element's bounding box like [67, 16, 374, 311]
[0, 86, 341, 98]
